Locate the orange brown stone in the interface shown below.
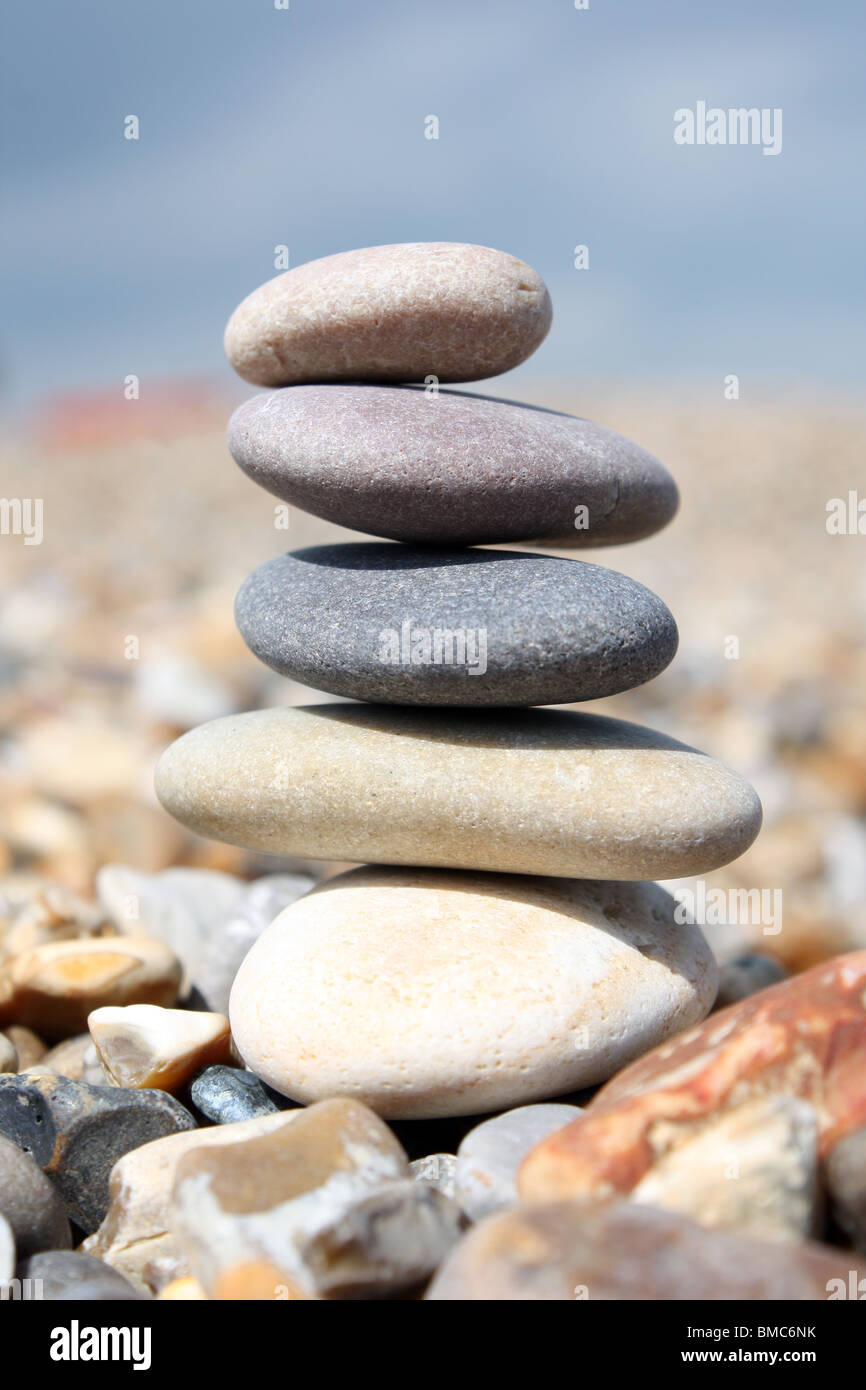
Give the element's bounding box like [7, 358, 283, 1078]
[519, 950, 866, 1202]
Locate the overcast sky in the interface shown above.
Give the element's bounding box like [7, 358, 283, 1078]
[2, 0, 863, 405]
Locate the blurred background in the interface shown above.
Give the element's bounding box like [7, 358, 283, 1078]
[1, 0, 864, 969]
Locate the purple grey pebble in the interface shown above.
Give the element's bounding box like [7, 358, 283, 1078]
[234, 544, 678, 707]
[226, 384, 679, 547]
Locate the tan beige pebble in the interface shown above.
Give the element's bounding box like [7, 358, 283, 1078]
[0, 877, 54, 948]
[83, 795, 190, 874]
[0, 937, 181, 1041]
[156, 1276, 208, 1300]
[171, 1098, 459, 1298]
[0, 797, 88, 862]
[0, 1032, 17, 1073]
[425, 1200, 866, 1301]
[36, 1033, 108, 1084]
[15, 717, 149, 804]
[82, 1112, 302, 1292]
[3, 1025, 46, 1069]
[224, 242, 552, 387]
[156, 706, 762, 881]
[2, 884, 112, 958]
[88, 1004, 232, 1091]
[230, 868, 718, 1119]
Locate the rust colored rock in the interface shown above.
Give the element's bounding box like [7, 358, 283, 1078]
[519, 951, 866, 1202]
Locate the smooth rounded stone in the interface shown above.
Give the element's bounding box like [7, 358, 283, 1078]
[4, 1025, 47, 1070]
[825, 1126, 866, 1253]
[235, 546, 678, 707]
[715, 952, 787, 1007]
[171, 1098, 457, 1298]
[156, 706, 762, 881]
[230, 868, 718, 1119]
[456, 1105, 582, 1221]
[0, 1031, 17, 1072]
[0, 1213, 14, 1282]
[410, 1154, 458, 1201]
[190, 1065, 283, 1125]
[82, 1111, 303, 1292]
[0, 1134, 72, 1257]
[224, 242, 552, 388]
[631, 1096, 819, 1243]
[0, 936, 181, 1040]
[518, 950, 866, 1204]
[88, 1005, 232, 1092]
[96, 865, 315, 1013]
[227, 385, 679, 547]
[425, 1201, 865, 1301]
[0, 1071, 196, 1233]
[17, 1250, 149, 1301]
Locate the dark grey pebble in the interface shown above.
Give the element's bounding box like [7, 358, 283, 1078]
[16, 1250, 149, 1300]
[235, 544, 678, 707]
[0, 1134, 71, 1257]
[716, 953, 787, 1008]
[190, 1065, 294, 1124]
[0, 1072, 195, 1234]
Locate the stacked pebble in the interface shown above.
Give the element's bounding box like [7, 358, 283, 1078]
[157, 241, 763, 1119]
[2, 246, 866, 1302]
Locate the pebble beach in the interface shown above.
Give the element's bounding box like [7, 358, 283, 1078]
[0, 241, 865, 1303]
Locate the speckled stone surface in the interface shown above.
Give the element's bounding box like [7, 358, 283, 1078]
[227, 385, 679, 546]
[155, 705, 763, 880]
[224, 243, 552, 387]
[229, 867, 718, 1119]
[235, 545, 678, 706]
